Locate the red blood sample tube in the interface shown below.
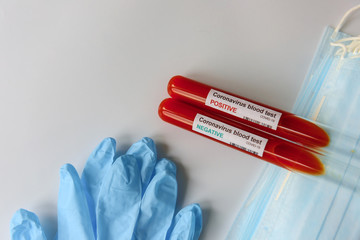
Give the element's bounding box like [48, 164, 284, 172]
[168, 75, 330, 148]
[159, 98, 325, 175]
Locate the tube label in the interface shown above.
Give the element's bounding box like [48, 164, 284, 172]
[192, 114, 268, 157]
[205, 89, 282, 130]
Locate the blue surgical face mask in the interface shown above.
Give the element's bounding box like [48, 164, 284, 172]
[227, 5, 360, 240]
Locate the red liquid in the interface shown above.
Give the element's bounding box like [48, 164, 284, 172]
[168, 75, 330, 148]
[159, 98, 325, 175]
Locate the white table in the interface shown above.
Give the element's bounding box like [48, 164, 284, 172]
[1, 0, 359, 239]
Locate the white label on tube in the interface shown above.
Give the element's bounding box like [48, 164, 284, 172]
[192, 114, 268, 157]
[205, 89, 282, 130]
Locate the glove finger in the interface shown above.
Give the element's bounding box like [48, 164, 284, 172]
[134, 158, 177, 240]
[126, 137, 157, 192]
[58, 164, 94, 240]
[81, 138, 116, 232]
[10, 209, 47, 240]
[96, 154, 141, 240]
[167, 204, 203, 240]
[81, 137, 116, 201]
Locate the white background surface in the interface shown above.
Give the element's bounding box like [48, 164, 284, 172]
[1, 0, 360, 239]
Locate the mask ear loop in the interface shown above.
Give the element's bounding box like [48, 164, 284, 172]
[332, 5, 360, 39]
[321, 5, 360, 122]
[331, 5, 360, 60]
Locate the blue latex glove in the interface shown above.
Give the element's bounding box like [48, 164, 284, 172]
[10, 137, 202, 240]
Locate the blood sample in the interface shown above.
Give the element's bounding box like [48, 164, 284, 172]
[167, 75, 330, 148]
[159, 98, 325, 175]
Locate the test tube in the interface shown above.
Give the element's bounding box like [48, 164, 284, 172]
[167, 75, 330, 149]
[159, 98, 325, 175]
